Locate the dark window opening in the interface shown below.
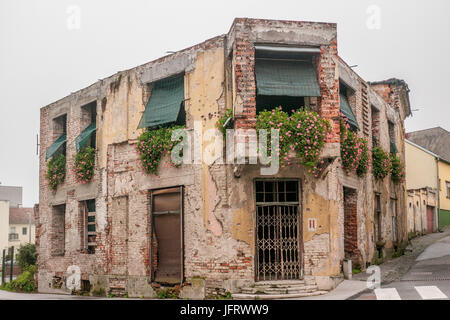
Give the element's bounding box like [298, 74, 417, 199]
[51, 114, 67, 157]
[255, 180, 301, 281]
[388, 121, 397, 154]
[371, 106, 380, 148]
[80, 102, 97, 150]
[256, 95, 305, 114]
[22, 227, 27, 235]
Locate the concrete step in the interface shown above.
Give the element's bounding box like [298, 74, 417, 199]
[232, 290, 329, 300]
[241, 285, 318, 295]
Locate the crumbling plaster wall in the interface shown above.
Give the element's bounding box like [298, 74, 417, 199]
[407, 188, 438, 234]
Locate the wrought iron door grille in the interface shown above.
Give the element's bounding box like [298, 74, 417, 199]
[255, 180, 301, 282]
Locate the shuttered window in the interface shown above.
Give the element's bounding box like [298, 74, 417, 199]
[340, 93, 359, 131]
[138, 75, 185, 129]
[46, 134, 67, 160]
[255, 59, 321, 97]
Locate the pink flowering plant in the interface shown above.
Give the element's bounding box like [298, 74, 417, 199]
[72, 146, 95, 184]
[136, 125, 185, 175]
[340, 121, 370, 177]
[256, 107, 331, 173]
[390, 153, 405, 184]
[46, 154, 66, 191]
[372, 146, 392, 180]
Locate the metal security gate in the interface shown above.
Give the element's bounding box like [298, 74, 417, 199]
[255, 180, 302, 281]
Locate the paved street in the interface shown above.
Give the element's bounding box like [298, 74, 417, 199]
[352, 235, 450, 300]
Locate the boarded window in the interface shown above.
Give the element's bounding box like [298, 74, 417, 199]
[151, 187, 183, 284]
[80, 199, 96, 254]
[391, 199, 397, 242]
[51, 204, 66, 256]
[374, 194, 382, 241]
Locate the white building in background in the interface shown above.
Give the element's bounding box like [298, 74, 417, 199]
[0, 200, 9, 253]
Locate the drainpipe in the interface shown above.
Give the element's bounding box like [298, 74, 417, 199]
[436, 156, 441, 232]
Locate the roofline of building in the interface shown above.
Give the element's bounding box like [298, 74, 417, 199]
[40, 18, 409, 117]
[406, 139, 450, 165]
[407, 126, 448, 136]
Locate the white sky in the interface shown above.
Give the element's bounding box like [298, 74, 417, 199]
[1, 0, 449, 207]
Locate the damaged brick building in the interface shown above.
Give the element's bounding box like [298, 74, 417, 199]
[37, 18, 411, 298]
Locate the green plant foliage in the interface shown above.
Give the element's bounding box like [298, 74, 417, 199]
[1, 265, 36, 293]
[256, 107, 331, 175]
[372, 146, 391, 181]
[390, 153, 405, 184]
[356, 137, 370, 177]
[72, 146, 95, 184]
[16, 243, 36, 271]
[45, 154, 66, 191]
[216, 108, 234, 137]
[136, 125, 185, 175]
[340, 121, 370, 177]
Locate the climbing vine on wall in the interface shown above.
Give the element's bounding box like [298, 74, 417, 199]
[256, 107, 331, 175]
[340, 121, 370, 177]
[72, 147, 95, 184]
[46, 154, 66, 191]
[136, 125, 185, 175]
[372, 146, 392, 181]
[390, 153, 405, 184]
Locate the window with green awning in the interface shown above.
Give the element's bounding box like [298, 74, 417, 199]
[340, 93, 359, 131]
[76, 123, 96, 151]
[46, 134, 67, 160]
[138, 74, 185, 129]
[255, 59, 321, 97]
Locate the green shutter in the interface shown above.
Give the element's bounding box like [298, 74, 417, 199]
[340, 93, 359, 130]
[75, 123, 96, 151]
[255, 59, 321, 97]
[138, 75, 185, 129]
[390, 138, 398, 154]
[46, 134, 67, 160]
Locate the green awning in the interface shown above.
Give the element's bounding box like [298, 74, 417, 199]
[255, 59, 321, 97]
[138, 75, 185, 129]
[46, 134, 66, 160]
[340, 93, 359, 130]
[390, 138, 398, 154]
[76, 123, 96, 151]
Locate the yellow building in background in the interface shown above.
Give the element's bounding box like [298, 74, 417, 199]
[439, 160, 450, 220]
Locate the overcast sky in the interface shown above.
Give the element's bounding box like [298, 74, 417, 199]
[1, 0, 449, 207]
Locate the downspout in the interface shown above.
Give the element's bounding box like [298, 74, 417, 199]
[436, 156, 441, 231]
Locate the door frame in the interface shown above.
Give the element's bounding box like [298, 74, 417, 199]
[149, 185, 184, 284]
[253, 178, 303, 282]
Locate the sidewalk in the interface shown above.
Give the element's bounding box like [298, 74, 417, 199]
[352, 227, 450, 284]
[292, 227, 450, 300]
[286, 280, 368, 300]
